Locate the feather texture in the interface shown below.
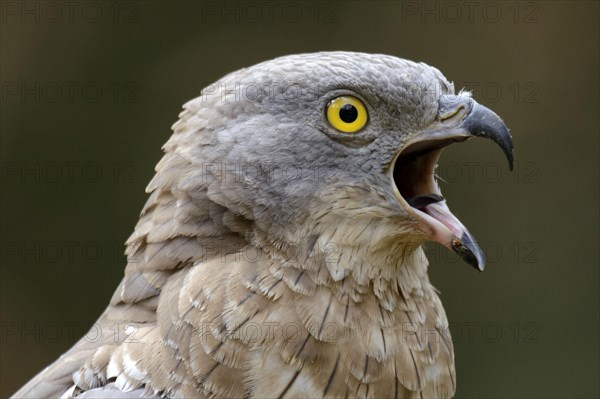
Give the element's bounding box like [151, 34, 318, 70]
[12, 52, 467, 399]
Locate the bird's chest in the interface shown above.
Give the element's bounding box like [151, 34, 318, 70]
[222, 281, 455, 398]
[171, 253, 455, 398]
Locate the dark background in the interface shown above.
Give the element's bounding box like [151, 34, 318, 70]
[1, 1, 598, 398]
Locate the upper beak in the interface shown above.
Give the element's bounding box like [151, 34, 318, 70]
[442, 94, 514, 170]
[391, 94, 514, 271]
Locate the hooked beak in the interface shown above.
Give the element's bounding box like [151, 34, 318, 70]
[390, 94, 514, 271]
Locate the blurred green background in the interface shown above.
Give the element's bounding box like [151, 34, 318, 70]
[1, 1, 598, 398]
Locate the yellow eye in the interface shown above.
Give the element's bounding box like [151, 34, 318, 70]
[326, 96, 368, 133]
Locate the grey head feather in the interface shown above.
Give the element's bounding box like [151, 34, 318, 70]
[170, 52, 454, 252]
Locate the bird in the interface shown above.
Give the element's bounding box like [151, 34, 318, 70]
[13, 52, 513, 399]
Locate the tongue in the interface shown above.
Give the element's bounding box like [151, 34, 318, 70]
[406, 194, 467, 243]
[407, 194, 444, 209]
[421, 200, 466, 238]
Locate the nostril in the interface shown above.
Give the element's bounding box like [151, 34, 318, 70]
[439, 105, 465, 122]
[438, 93, 473, 122]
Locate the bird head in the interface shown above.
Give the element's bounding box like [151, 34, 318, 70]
[167, 52, 513, 279]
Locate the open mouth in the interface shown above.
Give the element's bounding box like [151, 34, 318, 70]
[387, 95, 514, 270]
[392, 138, 467, 236]
[389, 137, 485, 269]
[392, 139, 452, 211]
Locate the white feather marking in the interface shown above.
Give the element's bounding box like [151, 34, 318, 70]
[106, 353, 122, 379]
[115, 374, 140, 392]
[423, 363, 444, 382]
[164, 338, 179, 349]
[60, 384, 76, 399]
[123, 351, 147, 382]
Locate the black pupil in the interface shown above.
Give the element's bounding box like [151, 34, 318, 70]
[339, 104, 358, 123]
